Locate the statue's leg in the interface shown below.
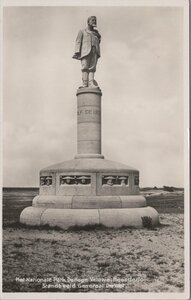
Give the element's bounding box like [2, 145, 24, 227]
[82, 71, 88, 87]
[89, 48, 98, 88]
[89, 72, 97, 88]
[81, 57, 89, 87]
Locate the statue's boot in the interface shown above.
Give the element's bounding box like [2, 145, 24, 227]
[88, 72, 98, 88]
[81, 71, 88, 88]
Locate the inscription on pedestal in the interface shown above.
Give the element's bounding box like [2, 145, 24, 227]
[77, 107, 101, 123]
[77, 109, 100, 115]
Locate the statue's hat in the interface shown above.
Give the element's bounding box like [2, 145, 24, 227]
[78, 176, 90, 180]
[104, 176, 115, 180]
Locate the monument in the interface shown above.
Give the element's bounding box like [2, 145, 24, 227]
[20, 16, 159, 229]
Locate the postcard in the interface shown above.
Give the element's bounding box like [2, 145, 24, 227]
[1, 0, 189, 299]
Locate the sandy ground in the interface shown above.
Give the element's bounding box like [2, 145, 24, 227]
[3, 213, 184, 293]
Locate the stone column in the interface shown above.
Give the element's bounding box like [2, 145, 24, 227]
[75, 88, 104, 159]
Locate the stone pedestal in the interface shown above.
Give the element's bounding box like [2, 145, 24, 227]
[76, 88, 103, 159]
[20, 87, 159, 229]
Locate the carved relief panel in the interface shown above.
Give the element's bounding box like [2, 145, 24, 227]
[134, 175, 139, 186]
[57, 174, 95, 196]
[97, 173, 131, 196]
[40, 176, 52, 186]
[40, 174, 56, 195]
[59, 175, 91, 185]
[102, 175, 129, 186]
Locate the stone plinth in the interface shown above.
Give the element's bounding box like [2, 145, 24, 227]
[20, 158, 159, 229]
[20, 87, 159, 229]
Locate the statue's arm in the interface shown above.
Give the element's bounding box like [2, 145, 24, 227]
[94, 29, 101, 43]
[97, 32, 101, 43]
[72, 30, 83, 59]
[98, 33, 101, 43]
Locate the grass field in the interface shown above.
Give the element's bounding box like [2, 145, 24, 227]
[2, 188, 184, 293]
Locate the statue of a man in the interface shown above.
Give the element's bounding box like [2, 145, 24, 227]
[72, 16, 101, 88]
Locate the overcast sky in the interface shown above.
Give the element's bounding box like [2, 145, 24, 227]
[3, 5, 185, 187]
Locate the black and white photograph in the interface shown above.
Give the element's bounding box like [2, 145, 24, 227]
[1, 0, 189, 299]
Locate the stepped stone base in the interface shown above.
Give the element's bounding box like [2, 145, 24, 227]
[20, 206, 159, 229]
[19, 158, 159, 229]
[32, 195, 146, 209]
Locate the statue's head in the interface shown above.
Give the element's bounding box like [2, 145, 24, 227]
[87, 16, 97, 27]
